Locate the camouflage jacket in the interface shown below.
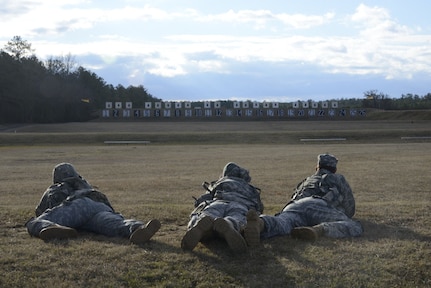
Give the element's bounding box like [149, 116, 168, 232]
[35, 177, 114, 216]
[194, 176, 264, 213]
[290, 169, 355, 217]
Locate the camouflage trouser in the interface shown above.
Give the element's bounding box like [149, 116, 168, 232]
[260, 198, 363, 239]
[26, 197, 144, 238]
[188, 200, 248, 232]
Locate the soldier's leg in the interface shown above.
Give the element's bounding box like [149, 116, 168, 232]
[38, 225, 78, 240]
[129, 219, 161, 244]
[213, 203, 248, 253]
[81, 210, 143, 237]
[290, 225, 324, 241]
[222, 202, 248, 231]
[181, 201, 227, 251]
[26, 197, 103, 238]
[296, 198, 363, 238]
[213, 217, 247, 253]
[243, 209, 265, 247]
[181, 215, 214, 251]
[317, 219, 363, 238]
[81, 209, 161, 243]
[259, 200, 308, 239]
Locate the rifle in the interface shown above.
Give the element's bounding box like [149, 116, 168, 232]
[192, 181, 216, 207]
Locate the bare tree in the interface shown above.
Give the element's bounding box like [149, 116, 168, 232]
[363, 90, 390, 109]
[45, 53, 78, 76]
[3, 36, 34, 60]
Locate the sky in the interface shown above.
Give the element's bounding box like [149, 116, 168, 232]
[1, 0, 431, 102]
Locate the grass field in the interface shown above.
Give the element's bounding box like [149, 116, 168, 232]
[1, 120, 430, 287]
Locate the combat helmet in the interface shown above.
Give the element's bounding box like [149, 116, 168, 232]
[52, 163, 82, 184]
[222, 162, 251, 182]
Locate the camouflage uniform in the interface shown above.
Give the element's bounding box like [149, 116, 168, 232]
[188, 163, 263, 232]
[26, 163, 149, 239]
[259, 154, 363, 239]
[182, 162, 263, 252]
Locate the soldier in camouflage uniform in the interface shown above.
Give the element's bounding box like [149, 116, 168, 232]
[26, 163, 161, 244]
[181, 162, 264, 253]
[244, 154, 362, 246]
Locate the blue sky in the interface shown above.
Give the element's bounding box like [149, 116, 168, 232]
[1, 0, 430, 102]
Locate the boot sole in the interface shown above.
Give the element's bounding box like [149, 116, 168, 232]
[244, 222, 260, 247]
[181, 216, 213, 251]
[39, 226, 78, 241]
[291, 227, 318, 241]
[213, 218, 247, 253]
[130, 219, 161, 244]
[244, 210, 261, 247]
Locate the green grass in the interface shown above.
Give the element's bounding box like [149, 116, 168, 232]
[1, 121, 430, 287]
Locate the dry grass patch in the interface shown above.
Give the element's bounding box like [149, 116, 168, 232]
[1, 125, 431, 287]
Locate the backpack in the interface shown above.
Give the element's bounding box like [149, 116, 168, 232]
[291, 173, 329, 201]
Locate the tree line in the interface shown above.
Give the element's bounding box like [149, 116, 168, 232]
[1, 36, 430, 123]
[0, 36, 160, 123]
[357, 90, 431, 110]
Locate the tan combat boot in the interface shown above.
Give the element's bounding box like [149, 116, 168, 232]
[39, 224, 78, 240]
[243, 209, 264, 247]
[291, 224, 324, 241]
[213, 218, 247, 253]
[130, 219, 161, 244]
[181, 216, 214, 251]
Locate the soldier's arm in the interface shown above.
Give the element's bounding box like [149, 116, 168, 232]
[339, 175, 355, 218]
[35, 184, 72, 216]
[35, 188, 51, 217]
[193, 192, 214, 207]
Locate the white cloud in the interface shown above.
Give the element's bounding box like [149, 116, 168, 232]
[198, 9, 334, 30]
[0, 2, 173, 38]
[277, 12, 335, 29]
[1, 1, 430, 99]
[351, 4, 411, 38]
[192, 59, 226, 73]
[201, 9, 272, 23]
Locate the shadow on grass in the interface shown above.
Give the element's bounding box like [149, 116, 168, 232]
[359, 219, 431, 242]
[18, 217, 430, 287]
[59, 232, 295, 287]
[188, 237, 297, 287]
[186, 218, 431, 286]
